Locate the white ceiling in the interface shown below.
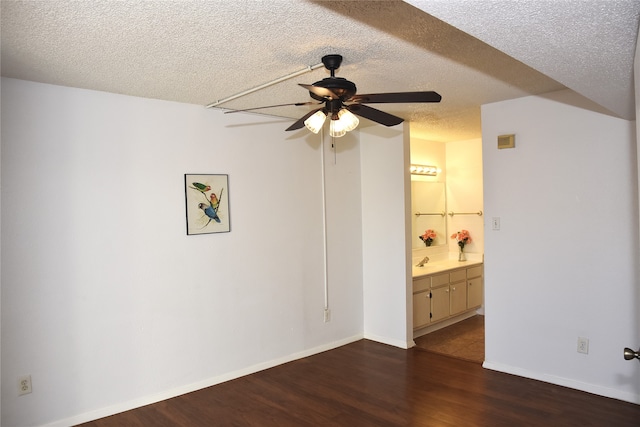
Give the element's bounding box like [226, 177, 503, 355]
[2, 0, 638, 142]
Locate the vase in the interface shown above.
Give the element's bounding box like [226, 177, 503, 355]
[458, 247, 466, 262]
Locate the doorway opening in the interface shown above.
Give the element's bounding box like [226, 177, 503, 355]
[413, 315, 484, 363]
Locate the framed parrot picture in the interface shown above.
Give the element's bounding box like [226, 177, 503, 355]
[184, 174, 230, 235]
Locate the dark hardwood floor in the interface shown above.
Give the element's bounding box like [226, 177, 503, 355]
[79, 340, 640, 426]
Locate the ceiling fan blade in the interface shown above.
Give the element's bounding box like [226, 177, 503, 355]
[298, 83, 340, 100]
[224, 101, 319, 114]
[346, 104, 404, 127]
[350, 91, 442, 104]
[285, 107, 325, 131]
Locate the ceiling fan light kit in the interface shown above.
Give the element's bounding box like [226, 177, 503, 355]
[329, 120, 346, 138]
[225, 54, 442, 137]
[335, 109, 359, 132]
[304, 110, 327, 134]
[304, 108, 360, 137]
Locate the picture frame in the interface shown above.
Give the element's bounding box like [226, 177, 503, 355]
[184, 174, 230, 235]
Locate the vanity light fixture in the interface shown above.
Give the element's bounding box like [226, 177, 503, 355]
[410, 164, 440, 176]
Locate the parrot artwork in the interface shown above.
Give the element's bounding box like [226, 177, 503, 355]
[187, 176, 225, 232]
[189, 182, 211, 194]
[198, 202, 221, 226]
[210, 193, 219, 210]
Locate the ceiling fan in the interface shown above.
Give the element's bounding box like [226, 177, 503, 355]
[225, 54, 442, 137]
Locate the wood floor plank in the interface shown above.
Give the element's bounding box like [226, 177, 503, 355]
[78, 340, 640, 426]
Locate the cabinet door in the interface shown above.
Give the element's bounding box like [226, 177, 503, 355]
[450, 282, 467, 315]
[467, 277, 483, 308]
[431, 286, 450, 323]
[413, 291, 431, 329]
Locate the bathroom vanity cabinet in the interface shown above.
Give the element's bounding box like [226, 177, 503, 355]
[413, 263, 483, 331]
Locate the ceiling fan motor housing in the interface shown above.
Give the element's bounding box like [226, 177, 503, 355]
[310, 77, 357, 101]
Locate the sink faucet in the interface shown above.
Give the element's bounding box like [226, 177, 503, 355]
[416, 256, 430, 267]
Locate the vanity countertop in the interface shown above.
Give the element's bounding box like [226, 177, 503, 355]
[412, 258, 482, 278]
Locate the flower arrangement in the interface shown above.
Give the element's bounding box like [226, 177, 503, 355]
[419, 229, 437, 247]
[451, 229, 472, 252]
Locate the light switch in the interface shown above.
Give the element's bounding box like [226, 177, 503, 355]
[492, 217, 500, 230]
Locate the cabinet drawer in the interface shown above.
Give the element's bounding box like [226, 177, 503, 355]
[413, 277, 430, 293]
[467, 265, 483, 279]
[450, 269, 466, 283]
[431, 273, 449, 287]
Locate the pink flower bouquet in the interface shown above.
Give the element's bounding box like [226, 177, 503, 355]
[451, 229, 472, 251]
[419, 229, 437, 246]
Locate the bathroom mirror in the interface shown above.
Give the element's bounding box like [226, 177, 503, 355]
[411, 181, 447, 249]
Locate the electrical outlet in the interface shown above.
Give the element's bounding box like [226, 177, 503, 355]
[18, 375, 32, 396]
[577, 337, 589, 354]
[324, 308, 331, 323]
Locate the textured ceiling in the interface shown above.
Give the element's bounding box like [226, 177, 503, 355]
[407, 0, 640, 121]
[1, 1, 638, 142]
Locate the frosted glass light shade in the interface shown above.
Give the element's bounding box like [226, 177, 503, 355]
[329, 108, 360, 138]
[337, 108, 359, 132]
[304, 110, 327, 134]
[329, 119, 346, 138]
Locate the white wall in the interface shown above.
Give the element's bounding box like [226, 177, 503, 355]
[0, 78, 365, 426]
[482, 89, 640, 403]
[361, 122, 413, 348]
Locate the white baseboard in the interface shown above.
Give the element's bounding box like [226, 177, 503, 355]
[363, 332, 413, 349]
[43, 334, 364, 427]
[482, 360, 640, 405]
